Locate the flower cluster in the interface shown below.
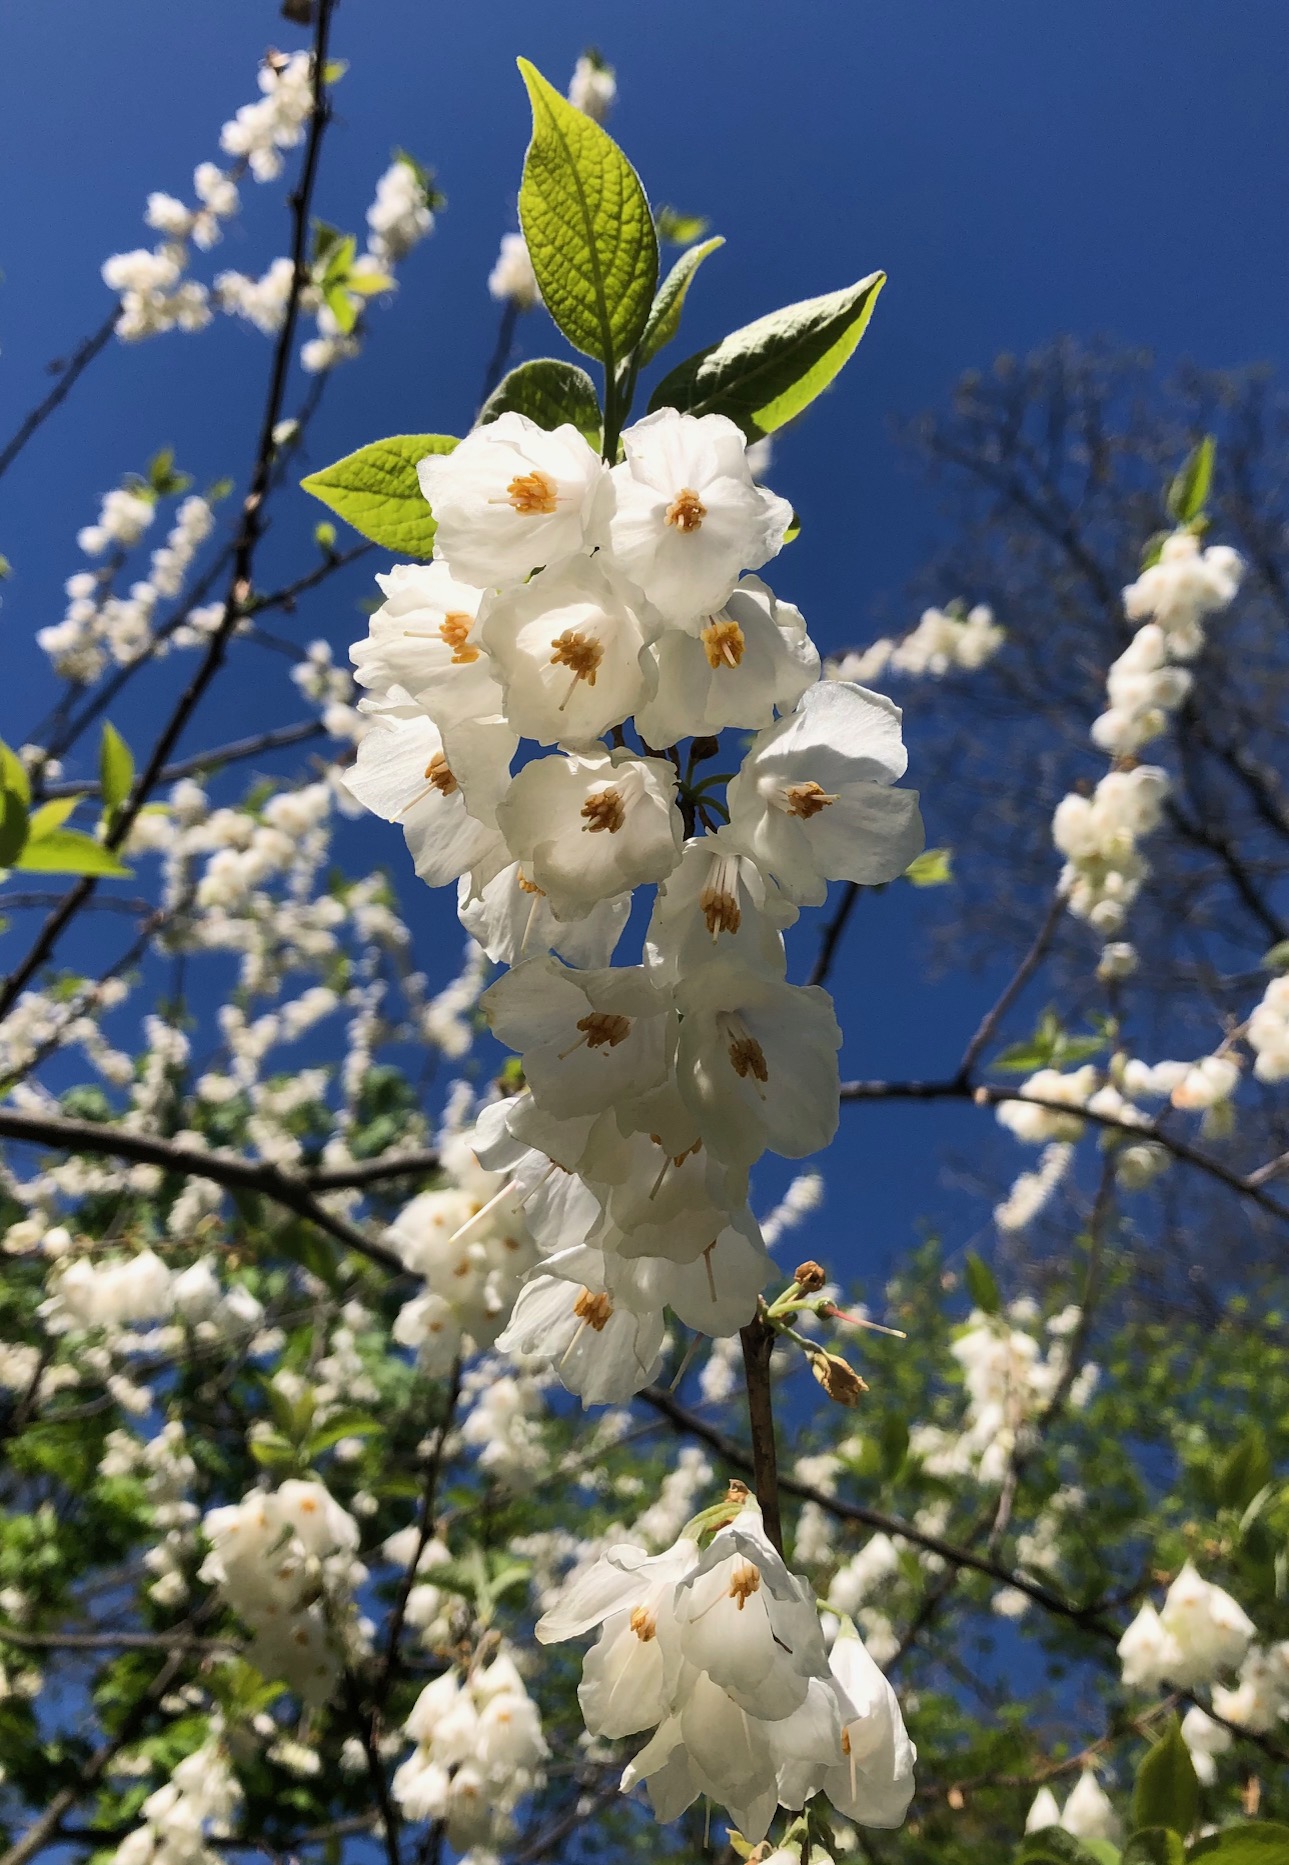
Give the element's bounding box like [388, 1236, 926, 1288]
[830, 602, 1004, 685]
[536, 1494, 914, 1841]
[1247, 973, 1289, 1081]
[1117, 1560, 1256, 1692]
[198, 1479, 363, 1705]
[1055, 527, 1243, 942]
[392, 1649, 548, 1852]
[344, 407, 922, 1403]
[113, 1733, 242, 1865]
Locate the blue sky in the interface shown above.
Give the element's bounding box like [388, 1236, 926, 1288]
[1, 0, 1286, 1295]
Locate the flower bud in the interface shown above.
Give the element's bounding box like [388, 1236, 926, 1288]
[808, 1350, 867, 1406]
[793, 1259, 827, 1293]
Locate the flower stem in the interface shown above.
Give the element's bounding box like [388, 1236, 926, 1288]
[739, 1312, 783, 1555]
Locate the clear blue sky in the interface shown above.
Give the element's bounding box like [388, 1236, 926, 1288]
[2, 0, 1286, 1292]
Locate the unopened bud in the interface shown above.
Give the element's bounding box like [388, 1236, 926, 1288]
[793, 1260, 827, 1293]
[726, 1479, 751, 1506]
[690, 735, 720, 763]
[947, 1785, 966, 1811]
[808, 1350, 867, 1406]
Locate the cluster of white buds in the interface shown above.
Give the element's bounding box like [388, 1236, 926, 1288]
[392, 1649, 548, 1850]
[830, 603, 1004, 685]
[219, 51, 315, 181]
[1117, 1560, 1256, 1692]
[198, 1480, 363, 1705]
[1246, 973, 1289, 1081]
[111, 1733, 242, 1865]
[1055, 526, 1243, 942]
[387, 1123, 537, 1371]
[537, 1492, 914, 1842]
[1211, 1639, 1289, 1734]
[909, 1303, 1096, 1484]
[366, 156, 437, 263]
[343, 407, 922, 1403]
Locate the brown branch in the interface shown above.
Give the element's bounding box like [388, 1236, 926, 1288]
[303, 1149, 441, 1191]
[374, 1359, 462, 1711]
[808, 881, 862, 988]
[840, 1077, 1289, 1225]
[0, 1105, 406, 1274]
[955, 888, 1066, 1080]
[0, 307, 121, 485]
[43, 720, 328, 800]
[0, 1627, 236, 1655]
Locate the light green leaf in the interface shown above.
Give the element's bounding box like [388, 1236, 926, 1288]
[301, 435, 457, 559]
[99, 722, 134, 816]
[1261, 940, 1289, 974]
[0, 787, 27, 866]
[305, 1415, 382, 1459]
[320, 232, 357, 289]
[964, 1251, 1001, 1315]
[649, 270, 885, 439]
[26, 797, 79, 839]
[655, 205, 710, 246]
[516, 58, 658, 370]
[1132, 1718, 1200, 1838]
[323, 282, 357, 335]
[0, 740, 30, 807]
[639, 236, 724, 368]
[479, 359, 602, 446]
[1167, 435, 1216, 526]
[15, 829, 132, 878]
[347, 272, 394, 297]
[1215, 1430, 1273, 1513]
[1188, 1825, 1289, 1863]
[1123, 1832, 1184, 1865]
[904, 846, 953, 887]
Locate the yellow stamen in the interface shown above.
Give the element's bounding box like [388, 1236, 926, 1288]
[701, 617, 745, 669]
[728, 1034, 768, 1084]
[665, 487, 707, 532]
[581, 787, 625, 834]
[727, 1561, 761, 1608]
[630, 1606, 657, 1642]
[784, 781, 838, 819]
[496, 469, 558, 515]
[572, 1287, 614, 1331]
[439, 612, 479, 663]
[550, 630, 604, 709]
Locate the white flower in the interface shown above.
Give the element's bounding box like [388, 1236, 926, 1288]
[495, 748, 683, 920]
[778, 1626, 916, 1829]
[1025, 1786, 1062, 1831]
[604, 409, 793, 625]
[496, 1269, 667, 1405]
[1181, 1705, 1232, 1786]
[1158, 1561, 1256, 1687]
[635, 575, 819, 746]
[417, 414, 607, 588]
[645, 829, 797, 986]
[482, 955, 673, 1119]
[1123, 530, 1244, 659]
[1060, 1770, 1120, 1844]
[1117, 1601, 1182, 1691]
[567, 53, 617, 121]
[349, 562, 498, 730]
[726, 682, 924, 907]
[342, 695, 510, 888]
[458, 860, 629, 970]
[480, 558, 654, 745]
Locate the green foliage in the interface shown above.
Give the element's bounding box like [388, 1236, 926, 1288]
[1167, 435, 1217, 526]
[994, 1007, 1108, 1073]
[654, 205, 710, 245]
[301, 435, 457, 558]
[1018, 1828, 1119, 1864]
[516, 58, 658, 374]
[98, 721, 134, 819]
[1122, 1832, 1185, 1865]
[1131, 1718, 1200, 1838]
[147, 447, 192, 498]
[479, 358, 603, 445]
[1188, 1827, 1289, 1863]
[13, 825, 131, 877]
[639, 236, 725, 366]
[964, 1250, 1002, 1314]
[905, 846, 953, 886]
[649, 270, 885, 439]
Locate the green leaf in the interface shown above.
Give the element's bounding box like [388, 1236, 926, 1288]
[0, 740, 31, 807]
[323, 282, 357, 335]
[305, 1415, 382, 1459]
[655, 205, 710, 246]
[639, 237, 725, 367]
[319, 232, 357, 289]
[347, 272, 394, 298]
[301, 435, 457, 559]
[1262, 940, 1289, 974]
[1188, 1825, 1289, 1863]
[1167, 435, 1216, 526]
[14, 830, 131, 878]
[0, 786, 27, 865]
[1123, 1832, 1185, 1865]
[1018, 1830, 1114, 1865]
[879, 1411, 909, 1480]
[904, 846, 953, 887]
[649, 270, 885, 440]
[964, 1251, 1001, 1315]
[1132, 1718, 1200, 1839]
[479, 359, 602, 446]
[516, 58, 658, 370]
[26, 797, 79, 839]
[1215, 1430, 1273, 1513]
[98, 723, 134, 816]
[274, 1218, 340, 1289]
[249, 1432, 296, 1470]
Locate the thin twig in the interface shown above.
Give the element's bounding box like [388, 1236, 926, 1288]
[0, 307, 120, 485]
[738, 1314, 783, 1554]
[808, 882, 861, 987]
[42, 720, 328, 800]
